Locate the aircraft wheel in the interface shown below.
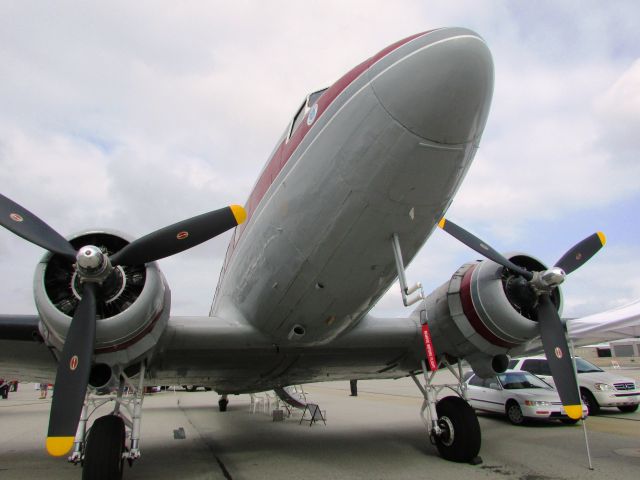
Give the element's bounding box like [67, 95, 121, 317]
[580, 389, 600, 415]
[433, 396, 481, 462]
[82, 415, 125, 480]
[219, 397, 229, 412]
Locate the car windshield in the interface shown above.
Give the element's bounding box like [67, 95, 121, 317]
[498, 371, 551, 390]
[575, 358, 603, 373]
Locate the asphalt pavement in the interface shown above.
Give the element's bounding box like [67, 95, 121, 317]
[1, 371, 639, 480]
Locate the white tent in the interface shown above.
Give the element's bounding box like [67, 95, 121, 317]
[568, 299, 640, 343]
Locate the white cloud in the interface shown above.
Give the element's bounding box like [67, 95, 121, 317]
[1, 1, 639, 320]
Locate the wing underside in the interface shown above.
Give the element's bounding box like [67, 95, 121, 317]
[0, 314, 422, 390]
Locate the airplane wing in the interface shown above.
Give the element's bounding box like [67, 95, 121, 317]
[0, 312, 422, 391]
[0, 314, 57, 381]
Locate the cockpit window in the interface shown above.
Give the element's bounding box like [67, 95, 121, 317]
[308, 88, 327, 107]
[287, 87, 328, 141]
[289, 101, 307, 137]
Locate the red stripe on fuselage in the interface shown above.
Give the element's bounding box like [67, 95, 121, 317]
[222, 30, 432, 273]
[460, 264, 518, 349]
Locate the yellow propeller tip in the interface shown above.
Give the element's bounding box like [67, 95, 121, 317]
[564, 404, 583, 420]
[438, 218, 446, 229]
[46, 436, 75, 457]
[230, 205, 247, 225]
[597, 231, 606, 246]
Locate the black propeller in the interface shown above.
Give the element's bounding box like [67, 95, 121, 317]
[438, 218, 533, 279]
[438, 218, 605, 419]
[0, 193, 247, 456]
[110, 206, 245, 266]
[0, 193, 77, 261]
[46, 283, 96, 456]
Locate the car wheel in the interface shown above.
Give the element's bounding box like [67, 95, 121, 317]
[506, 401, 525, 425]
[618, 405, 638, 413]
[580, 389, 600, 415]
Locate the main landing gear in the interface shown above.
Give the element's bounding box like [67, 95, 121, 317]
[70, 363, 147, 480]
[392, 233, 481, 463]
[410, 358, 481, 463]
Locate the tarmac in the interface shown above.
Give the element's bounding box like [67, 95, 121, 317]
[1, 369, 639, 480]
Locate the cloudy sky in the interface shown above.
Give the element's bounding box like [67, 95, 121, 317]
[1, 1, 639, 320]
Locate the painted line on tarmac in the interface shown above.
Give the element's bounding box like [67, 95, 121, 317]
[177, 399, 233, 479]
[596, 415, 640, 422]
[0, 401, 48, 408]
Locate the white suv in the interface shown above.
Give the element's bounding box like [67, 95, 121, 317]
[509, 356, 639, 415]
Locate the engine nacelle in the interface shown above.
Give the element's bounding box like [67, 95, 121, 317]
[34, 230, 171, 370]
[421, 253, 562, 378]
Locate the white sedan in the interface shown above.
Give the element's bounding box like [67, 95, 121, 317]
[465, 370, 588, 425]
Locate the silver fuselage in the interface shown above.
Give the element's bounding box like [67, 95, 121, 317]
[212, 28, 494, 346]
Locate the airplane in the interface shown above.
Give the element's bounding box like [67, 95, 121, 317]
[0, 27, 606, 479]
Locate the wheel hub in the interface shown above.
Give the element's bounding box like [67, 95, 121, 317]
[437, 416, 455, 446]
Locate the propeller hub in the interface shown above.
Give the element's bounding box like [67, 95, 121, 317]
[75, 245, 112, 282]
[531, 267, 566, 293]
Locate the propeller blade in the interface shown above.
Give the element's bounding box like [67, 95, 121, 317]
[0, 193, 76, 260]
[110, 205, 246, 266]
[438, 218, 533, 280]
[46, 283, 97, 456]
[537, 294, 583, 420]
[554, 232, 606, 276]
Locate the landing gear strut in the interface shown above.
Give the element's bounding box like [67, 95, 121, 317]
[69, 362, 147, 479]
[218, 394, 229, 412]
[410, 358, 481, 463]
[392, 233, 481, 463]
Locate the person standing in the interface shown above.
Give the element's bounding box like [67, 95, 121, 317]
[39, 382, 48, 399]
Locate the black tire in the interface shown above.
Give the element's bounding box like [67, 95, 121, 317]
[506, 401, 526, 426]
[219, 398, 229, 412]
[434, 396, 481, 463]
[0, 385, 8, 399]
[580, 389, 600, 415]
[83, 415, 125, 480]
[618, 404, 638, 413]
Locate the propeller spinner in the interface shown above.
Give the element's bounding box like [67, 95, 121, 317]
[438, 217, 605, 419]
[0, 193, 247, 455]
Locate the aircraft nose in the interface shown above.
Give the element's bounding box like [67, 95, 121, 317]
[370, 30, 494, 145]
